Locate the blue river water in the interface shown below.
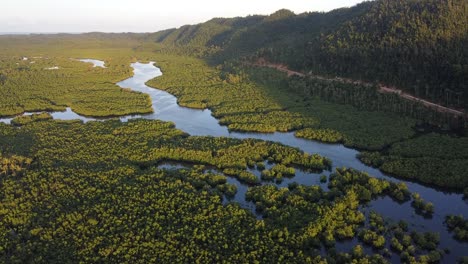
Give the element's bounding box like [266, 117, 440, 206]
[1, 60, 466, 262]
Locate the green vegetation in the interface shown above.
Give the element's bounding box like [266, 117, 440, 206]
[0, 3, 464, 190]
[0, 1, 466, 261]
[149, 55, 417, 150]
[260, 164, 295, 182]
[0, 119, 450, 262]
[358, 229, 386, 249]
[10, 112, 52, 126]
[295, 128, 343, 143]
[151, 0, 467, 110]
[310, 0, 468, 109]
[148, 56, 317, 134]
[19, 120, 329, 175]
[160, 166, 238, 198]
[0, 119, 331, 262]
[223, 168, 259, 185]
[358, 151, 384, 167]
[328, 168, 411, 203]
[247, 167, 445, 262]
[359, 133, 468, 190]
[255, 162, 265, 170]
[0, 153, 32, 177]
[411, 193, 435, 217]
[319, 175, 327, 183]
[138, 5, 468, 205]
[386, 217, 444, 263]
[284, 74, 452, 129]
[445, 215, 468, 241]
[0, 55, 152, 117]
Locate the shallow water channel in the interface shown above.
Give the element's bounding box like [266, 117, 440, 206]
[1, 59, 466, 262]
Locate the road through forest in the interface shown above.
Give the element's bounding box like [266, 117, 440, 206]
[252, 59, 466, 118]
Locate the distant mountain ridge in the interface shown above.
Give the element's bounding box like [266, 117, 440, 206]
[148, 0, 468, 109]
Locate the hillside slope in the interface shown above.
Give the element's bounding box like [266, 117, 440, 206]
[148, 0, 468, 109]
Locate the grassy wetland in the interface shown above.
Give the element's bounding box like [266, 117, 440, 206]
[1, 0, 468, 262]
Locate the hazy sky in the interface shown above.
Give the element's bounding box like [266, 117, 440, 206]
[1, 0, 365, 33]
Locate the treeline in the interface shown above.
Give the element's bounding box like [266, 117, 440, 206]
[2, 119, 330, 182]
[257, 0, 468, 110]
[147, 53, 466, 190]
[148, 0, 468, 110]
[148, 55, 419, 150]
[285, 74, 464, 128]
[358, 133, 468, 190]
[445, 215, 468, 242]
[246, 167, 444, 263]
[240, 65, 419, 150]
[10, 112, 52, 126]
[0, 47, 153, 118]
[310, 0, 468, 109]
[0, 118, 448, 263]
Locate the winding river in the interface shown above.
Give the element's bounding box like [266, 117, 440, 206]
[1, 60, 466, 261]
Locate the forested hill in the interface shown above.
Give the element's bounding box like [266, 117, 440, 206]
[148, 0, 468, 109]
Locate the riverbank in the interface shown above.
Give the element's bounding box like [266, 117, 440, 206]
[252, 58, 467, 118]
[1, 58, 467, 262]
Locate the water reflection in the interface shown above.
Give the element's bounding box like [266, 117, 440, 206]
[0, 59, 466, 261]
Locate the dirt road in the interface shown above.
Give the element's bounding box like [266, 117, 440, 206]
[252, 59, 466, 117]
